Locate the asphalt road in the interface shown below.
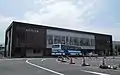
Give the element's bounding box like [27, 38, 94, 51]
[0, 57, 120, 75]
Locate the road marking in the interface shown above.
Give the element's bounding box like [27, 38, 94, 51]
[0, 58, 41, 61]
[0, 58, 27, 61]
[41, 59, 46, 61]
[81, 70, 110, 75]
[56, 59, 70, 65]
[26, 59, 64, 75]
[56, 59, 61, 62]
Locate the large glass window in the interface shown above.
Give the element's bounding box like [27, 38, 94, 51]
[84, 38, 90, 46]
[54, 35, 61, 44]
[91, 39, 95, 46]
[80, 38, 84, 46]
[79, 38, 90, 46]
[61, 36, 65, 44]
[70, 37, 74, 45]
[47, 35, 53, 44]
[52, 45, 60, 48]
[78, 38, 81, 46]
[66, 36, 69, 45]
[82, 38, 87, 46]
[48, 34, 93, 46]
[67, 46, 75, 50]
[73, 37, 79, 46]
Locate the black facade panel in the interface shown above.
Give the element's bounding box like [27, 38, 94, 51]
[95, 34, 112, 55]
[4, 23, 13, 57]
[10, 22, 47, 57]
[4, 30, 7, 57]
[14, 22, 46, 48]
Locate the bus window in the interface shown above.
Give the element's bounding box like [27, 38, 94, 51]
[52, 45, 60, 48]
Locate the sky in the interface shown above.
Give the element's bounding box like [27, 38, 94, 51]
[0, 0, 120, 43]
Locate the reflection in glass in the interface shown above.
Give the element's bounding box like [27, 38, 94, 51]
[70, 37, 74, 45]
[54, 35, 61, 44]
[66, 36, 69, 45]
[91, 39, 95, 46]
[47, 35, 53, 44]
[61, 36, 65, 44]
[73, 37, 79, 46]
[47, 34, 94, 46]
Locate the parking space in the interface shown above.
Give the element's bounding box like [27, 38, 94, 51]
[0, 57, 120, 75]
[28, 57, 120, 75]
[0, 59, 55, 75]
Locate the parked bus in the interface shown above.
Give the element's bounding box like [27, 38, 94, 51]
[51, 44, 82, 56]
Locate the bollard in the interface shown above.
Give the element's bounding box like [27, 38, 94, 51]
[81, 57, 90, 66]
[69, 57, 75, 64]
[102, 58, 105, 66]
[82, 57, 86, 65]
[118, 64, 120, 68]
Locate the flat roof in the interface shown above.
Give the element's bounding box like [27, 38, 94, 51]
[11, 21, 112, 36]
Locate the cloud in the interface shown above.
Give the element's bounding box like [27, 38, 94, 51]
[0, 14, 14, 43]
[83, 25, 120, 41]
[23, 0, 99, 29]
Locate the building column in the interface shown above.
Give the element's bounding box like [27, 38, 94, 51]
[6, 31, 10, 57]
[9, 28, 13, 57]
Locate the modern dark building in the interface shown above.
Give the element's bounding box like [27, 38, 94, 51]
[4, 21, 113, 57]
[113, 41, 120, 55]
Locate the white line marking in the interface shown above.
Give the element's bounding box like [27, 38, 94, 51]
[56, 59, 60, 62]
[26, 59, 64, 75]
[41, 59, 46, 61]
[81, 70, 110, 75]
[0, 58, 41, 61]
[0, 58, 26, 61]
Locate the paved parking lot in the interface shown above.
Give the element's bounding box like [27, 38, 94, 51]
[0, 57, 120, 75]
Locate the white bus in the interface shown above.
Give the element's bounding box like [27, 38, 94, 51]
[51, 44, 82, 56]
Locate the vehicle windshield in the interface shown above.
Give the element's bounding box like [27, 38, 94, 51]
[52, 45, 60, 48]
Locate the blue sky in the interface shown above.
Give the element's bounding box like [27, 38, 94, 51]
[0, 0, 120, 43]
